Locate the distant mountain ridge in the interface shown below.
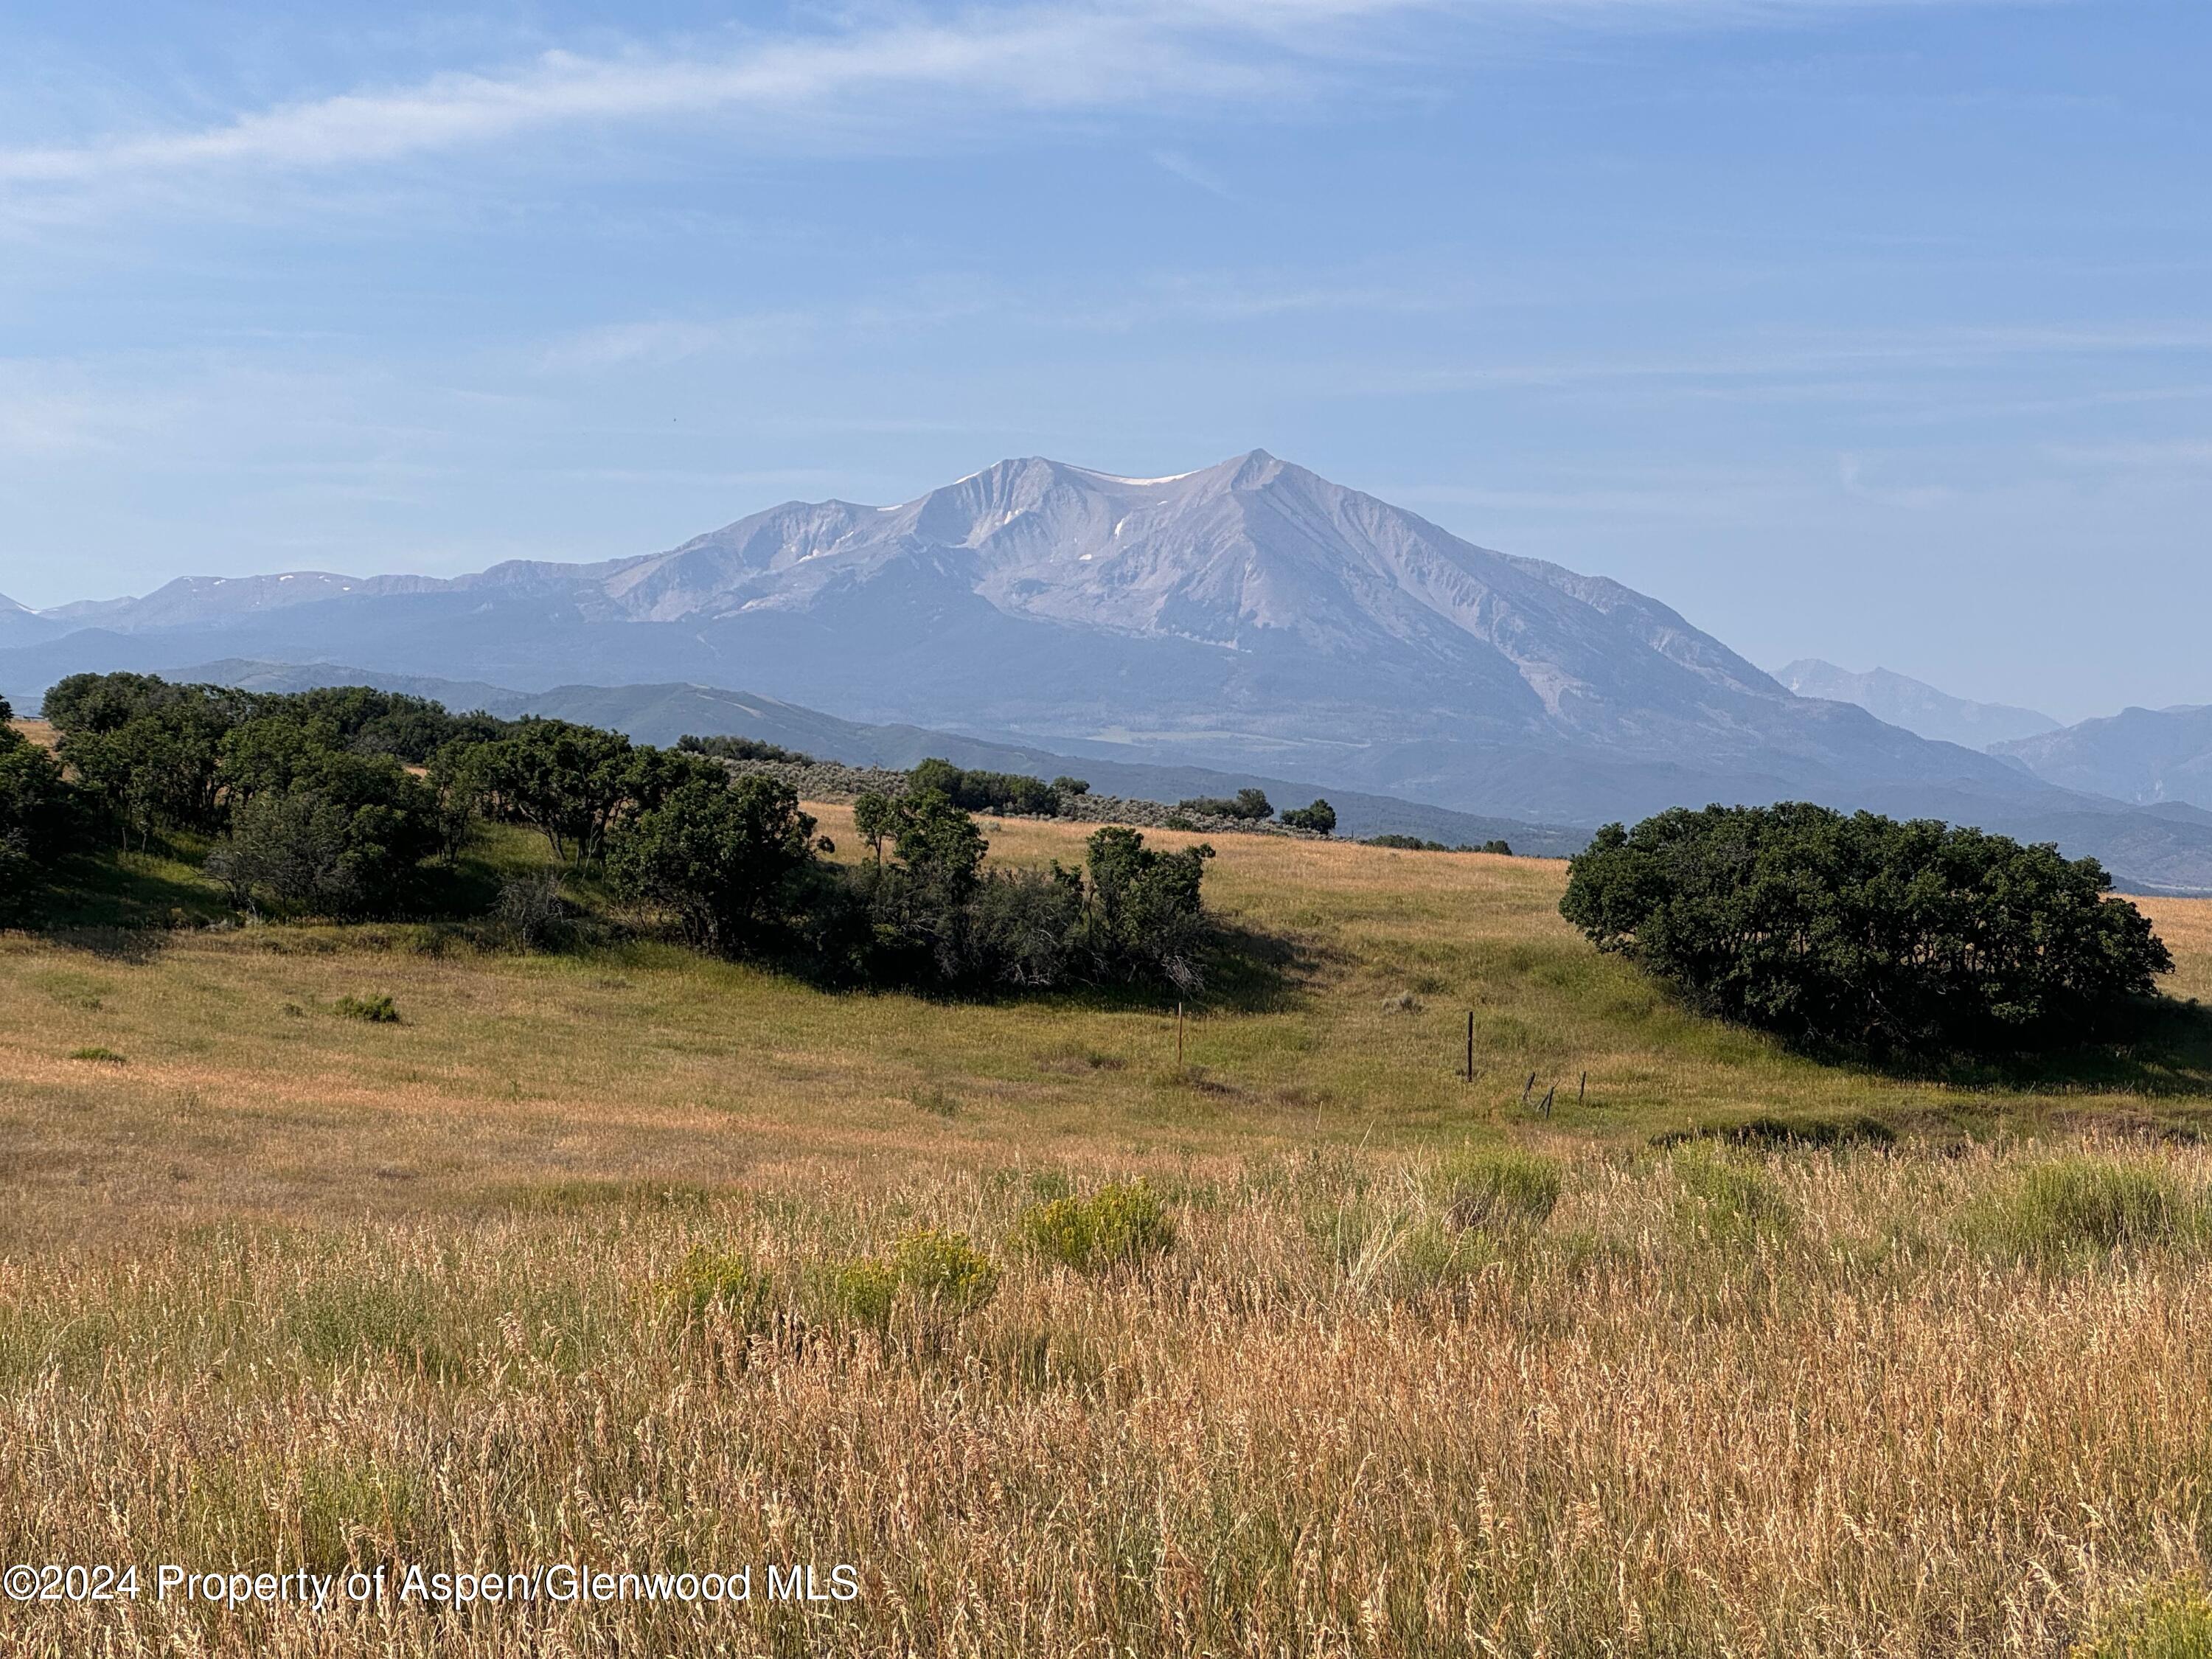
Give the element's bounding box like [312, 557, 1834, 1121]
[1993, 705, 2212, 813]
[5, 450, 2211, 891]
[0, 451, 2081, 825]
[1773, 659, 2059, 750]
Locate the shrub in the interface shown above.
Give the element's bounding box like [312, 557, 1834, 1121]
[1020, 1180, 1177, 1272]
[1279, 799, 1337, 835]
[832, 1228, 1001, 1332]
[332, 995, 400, 1024]
[831, 1259, 899, 1332]
[1560, 802, 2173, 1058]
[68, 1046, 126, 1064]
[1076, 825, 1215, 993]
[1481, 839, 1513, 856]
[1429, 1149, 1562, 1230]
[1177, 788, 1272, 821]
[1651, 1114, 1897, 1152]
[846, 815, 1212, 997]
[490, 871, 573, 951]
[662, 1248, 776, 1332]
[908, 757, 1062, 816]
[889, 1228, 1001, 1315]
[1964, 1158, 2199, 1263]
[677, 732, 815, 765]
[207, 761, 440, 919]
[956, 867, 1083, 989]
[1051, 776, 1090, 799]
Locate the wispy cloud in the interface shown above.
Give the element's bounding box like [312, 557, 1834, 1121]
[0, 0, 2059, 194]
[1150, 148, 1239, 200]
[0, 2, 1401, 190]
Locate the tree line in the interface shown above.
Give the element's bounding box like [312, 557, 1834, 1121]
[1, 673, 1222, 996]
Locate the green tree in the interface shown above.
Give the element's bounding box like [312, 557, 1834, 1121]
[852, 790, 898, 871]
[1077, 825, 1216, 992]
[48, 674, 253, 848]
[1279, 798, 1337, 835]
[892, 789, 989, 900]
[423, 740, 488, 866]
[0, 707, 76, 922]
[467, 719, 636, 864]
[607, 774, 819, 955]
[206, 757, 439, 919]
[1176, 788, 1273, 822]
[1559, 802, 2173, 1057]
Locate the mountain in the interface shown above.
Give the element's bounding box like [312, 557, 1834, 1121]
[153, 659, 1587, 854]
[0, 592, 60, 647]
[13, 449, 2212, 888]
[1994, 706, 2212, 812]
[1773, 659, 2059, 750]
[0, 451, 2090, 828]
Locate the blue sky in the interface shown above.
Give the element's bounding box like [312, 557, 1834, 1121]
[1, 0, 2205, 721]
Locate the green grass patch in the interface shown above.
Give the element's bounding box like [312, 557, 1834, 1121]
[1427, 1147, 1562, 1230]
[67, 1046, 127, 1064]
[1962, 1158, 2202, 1264]
[1672, 1152, 1792, 1245]
[911, 1085, 959, 1119]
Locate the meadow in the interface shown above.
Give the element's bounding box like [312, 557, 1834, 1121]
[5, 803, 2212, 1655]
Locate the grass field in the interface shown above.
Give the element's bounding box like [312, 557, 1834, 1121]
[5, 804, 2212, 1654]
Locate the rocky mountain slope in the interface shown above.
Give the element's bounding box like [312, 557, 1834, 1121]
[1993, 706, 2212, 812]
[1774, 659, 2058, 749]
[1, 451, 2090, 827]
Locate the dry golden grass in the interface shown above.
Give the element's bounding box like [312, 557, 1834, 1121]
[4, 1142, 2212, 1654]
[4, 811, 2212, 1653]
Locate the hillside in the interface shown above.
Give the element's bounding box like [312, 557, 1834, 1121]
[4, 821, 2212, 1652]
[5, 812, 2208, 1223]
